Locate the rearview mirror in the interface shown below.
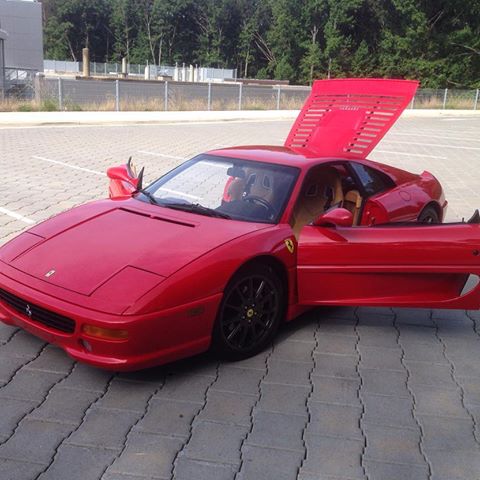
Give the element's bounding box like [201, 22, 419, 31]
[313, 208, 353, 228]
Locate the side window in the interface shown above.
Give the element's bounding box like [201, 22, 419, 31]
[350, 163, 394, 196]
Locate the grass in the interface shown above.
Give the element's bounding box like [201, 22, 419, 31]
[0, 97, 298, 112]
[412, 93, 478, 110]
[1, 93, 477, 112]
[0, 98, 60, 112]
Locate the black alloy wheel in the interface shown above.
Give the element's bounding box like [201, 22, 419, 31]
[418, 205, 440, 224]
[213, 263, 284, 359]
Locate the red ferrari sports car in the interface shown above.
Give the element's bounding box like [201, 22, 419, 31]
[0, 78, 477, 371]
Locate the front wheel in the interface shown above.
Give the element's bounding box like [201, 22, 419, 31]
[212, 263, 284, 360]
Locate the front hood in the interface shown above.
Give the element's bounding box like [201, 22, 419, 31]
[1, 200, 267, 297]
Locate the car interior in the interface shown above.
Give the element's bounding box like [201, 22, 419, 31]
[291, 163, 364, 238]
[221, 162, 370, 230]
[221, 166, 293, 222]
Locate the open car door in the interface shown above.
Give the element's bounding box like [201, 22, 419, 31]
[297, 222, 480, 309]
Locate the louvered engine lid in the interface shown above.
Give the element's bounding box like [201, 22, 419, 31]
[284, 78, 419, 159]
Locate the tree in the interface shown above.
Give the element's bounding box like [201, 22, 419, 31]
[40, 0, 480, 87]
[421, 0, 480, 87]
[42, 0, 113, 61]
[376, 0, 430, 79]
[110, 0, 137, 62]
[264, 0, 303, 81]
[193, 0, 241, 67]
[299, 0, 329, 84]
[322, 0, 366, 78]
[44, 16, 73, 60]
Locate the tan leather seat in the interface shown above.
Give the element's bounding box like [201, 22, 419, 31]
[292, 166, 344, 238]
[247, 171, 275, 204]
[343, 190, 363, 225]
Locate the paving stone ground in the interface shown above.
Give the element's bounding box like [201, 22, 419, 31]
[0, 116, 480, 479]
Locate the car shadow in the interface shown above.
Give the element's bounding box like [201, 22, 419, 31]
[117, 349, 219, 383]
[116, 306, 477, 383]
[117, 307, 351, 382]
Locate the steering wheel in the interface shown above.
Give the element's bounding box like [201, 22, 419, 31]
[243, 195, 276, 218]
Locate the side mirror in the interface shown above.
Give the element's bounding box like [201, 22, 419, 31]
[313, 208, 353, 228]
[107, 158, 144, 199]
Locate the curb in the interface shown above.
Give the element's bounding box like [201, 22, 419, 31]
[0, 109, 479, 127]
[0, 110, 299, 127]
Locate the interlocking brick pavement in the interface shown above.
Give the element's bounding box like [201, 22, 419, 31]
[0, 116, 480, 479]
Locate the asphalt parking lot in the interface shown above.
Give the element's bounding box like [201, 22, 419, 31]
[0, 115, 480, 480]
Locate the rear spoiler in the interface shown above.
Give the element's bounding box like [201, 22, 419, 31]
[285, 78, 419, 159]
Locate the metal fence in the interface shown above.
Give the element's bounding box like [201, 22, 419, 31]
[43, 60, 237, 82]
[4, 73, 480, 112]
[3, 68, 36, 99]
[35, 77, 310, 111]
[412, 88, 480, 110]
[33, 77, 480, 112]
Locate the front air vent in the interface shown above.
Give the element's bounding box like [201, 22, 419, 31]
[119, 208, 195, 227]
[0, 289, 75, 334]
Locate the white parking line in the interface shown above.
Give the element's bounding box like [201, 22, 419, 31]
[201, 161, 229, 169]
[138, 150, 187, 160]
[441, 118, 476, 122]
[385, 141, 480, 151]
[158, 188, 201, 200]
[375, 150, 447, 159]
[0, 207, 35, 224]
[32, 156, 104, 176]
[0, 118, 294, 131]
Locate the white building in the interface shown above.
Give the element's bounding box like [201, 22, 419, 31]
[0, 0, 43, 96]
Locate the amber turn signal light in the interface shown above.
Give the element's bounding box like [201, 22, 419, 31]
[82, 324, 129, 341]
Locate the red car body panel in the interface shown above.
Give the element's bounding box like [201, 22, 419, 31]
[360, 169, 446, 225]
[8, 202, 268, 299]
[0, 78, 468, 371]
[0, 206, 295, 370]
[298, 223, 480, 309]
[284, 78, 419, 159]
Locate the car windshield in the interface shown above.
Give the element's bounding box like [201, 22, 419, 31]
[137, 155, 299, 224]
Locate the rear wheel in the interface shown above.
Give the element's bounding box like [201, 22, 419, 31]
[418, 205, 440, 224]
[212, 263, 284, 360]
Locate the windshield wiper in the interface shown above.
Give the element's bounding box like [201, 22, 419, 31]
[162, 202, 231, 219]
[137, 189, 160, 206]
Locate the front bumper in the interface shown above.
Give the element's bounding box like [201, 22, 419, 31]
[0, 271, 222, 371]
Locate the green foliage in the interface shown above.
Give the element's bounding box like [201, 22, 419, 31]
[42, 0, 480, 87]
[65, 102, 83, 111]
[17, 103, 34, 112]
[40, 99, 59, 111]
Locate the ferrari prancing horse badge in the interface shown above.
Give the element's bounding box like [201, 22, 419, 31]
[284, 239, 295, 254]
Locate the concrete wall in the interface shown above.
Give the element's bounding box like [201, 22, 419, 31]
[0, 0, 43, 71]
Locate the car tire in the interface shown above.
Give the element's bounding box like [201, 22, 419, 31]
[418, 205, 440, 224]
[212, 263, 285, 360]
